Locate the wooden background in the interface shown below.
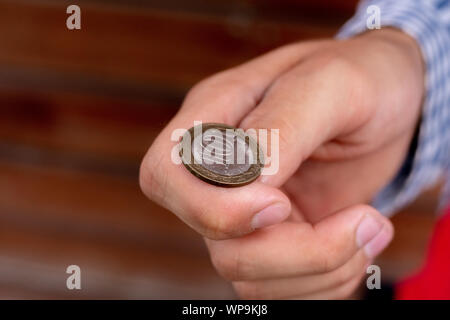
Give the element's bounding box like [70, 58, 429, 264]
[0, 0, 439, 299]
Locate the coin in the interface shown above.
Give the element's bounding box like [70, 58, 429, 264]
[180, 123, 264, 187]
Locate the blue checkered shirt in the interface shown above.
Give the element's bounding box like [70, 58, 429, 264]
[337, 0, 450, 216]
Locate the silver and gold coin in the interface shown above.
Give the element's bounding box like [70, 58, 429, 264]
[180, 123, 264, 187]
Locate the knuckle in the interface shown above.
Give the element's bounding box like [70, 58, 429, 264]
[239, 111, 267, 132]
[198, 208, 236, 240]
[290, 227, 341, 274]
[311, 226, 358, 274]
[334, 262, 357, 287]
[315, 51, 359, 76]
[233, 282, 269, 300]
[139, 151, 167, 204]
[311, 247, 341, 273]
[274, 116, 297, 147]
[195, 199, 247, 240]
[209, 247, 249, 281]
[315, 251, 333, 273]
[185, 69, 248, 103]
[210, 251, 237, 280]
[335, 278, 361, 300]
[185, 77, 212, 99]
[313, 51, 373, 98]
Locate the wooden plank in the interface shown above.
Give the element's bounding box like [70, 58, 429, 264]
[0, 227, 233, 299]
[0, 160, 201, 250]
[0, 88, 178, 175]
[0, 0, 343, 95]
[77, 0, 358, 21]
[0, 160, 233, 298]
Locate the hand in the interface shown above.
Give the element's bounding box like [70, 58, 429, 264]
[140, 29, 424, 299]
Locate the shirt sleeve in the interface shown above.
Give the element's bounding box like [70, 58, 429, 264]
[336, 0, 450, 216]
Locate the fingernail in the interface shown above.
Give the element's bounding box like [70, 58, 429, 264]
[251, 203, 290, 229]
[356, 215, 392, 259]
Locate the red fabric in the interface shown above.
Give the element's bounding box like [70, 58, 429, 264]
[396, 206, 450, 299]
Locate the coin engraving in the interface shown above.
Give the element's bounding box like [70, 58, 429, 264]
[180, 123, 264, 187]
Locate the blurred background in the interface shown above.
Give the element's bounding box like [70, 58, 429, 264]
[0, 0, 441, 299]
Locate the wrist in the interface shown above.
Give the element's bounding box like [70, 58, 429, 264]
[363, 28, 425, 83]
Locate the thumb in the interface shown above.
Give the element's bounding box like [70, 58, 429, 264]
[315, 204, 394, 263]
[204, 204, 394, 280]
